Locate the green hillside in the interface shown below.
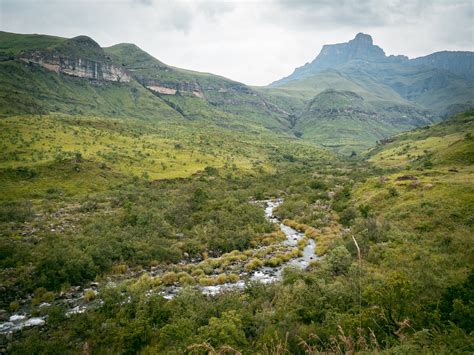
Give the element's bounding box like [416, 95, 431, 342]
[3, 30, 470, 156]
[263, 33, 473, 154]
[367, 109, 474, 168]
[0, 30, 472, 353]
[340, 60, 474, 117]
[258, 69, 433, 154]
[0, 31, 291, 132]
[105, 43, 292, 130]
[0, 31, 65, 57]
[0, 60, 182, 120]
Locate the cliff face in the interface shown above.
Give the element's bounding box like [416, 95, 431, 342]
[142, 79, 203, 97]
[20, 36, 131, 82]
[410, 51, 474, 81]
[21, 54, 131, 82]
[312, 33, 386, 71]
[271, 33, 393, 86]
[271, 32, 473, 88]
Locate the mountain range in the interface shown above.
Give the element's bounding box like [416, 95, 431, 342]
[0, 31, 472, 154]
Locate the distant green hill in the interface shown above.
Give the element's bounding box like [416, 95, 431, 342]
[0, 32, 181, 121]
[258, 68, 433, 154]
[0, 31, 291, 132]
[104, 43, 291, 130]
[1, 31, 472, 155]
[367, 109, 474, 169]
[263, 33, 473, 154]
[0, 31, 65, 57]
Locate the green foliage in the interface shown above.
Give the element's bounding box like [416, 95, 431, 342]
[339, 207, 358, 226]
[439, 270, 474, 332]
[197, 310, 247, 348]
[326, 245, 352, 275]
[0, 30, 472, 353]
[388, 186, 399, 197]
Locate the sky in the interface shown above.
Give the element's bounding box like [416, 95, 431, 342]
[1, 0, 473, 86]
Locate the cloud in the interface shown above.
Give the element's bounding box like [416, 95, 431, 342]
[272, 0, 387, 28]
[0, 0, 472, 85]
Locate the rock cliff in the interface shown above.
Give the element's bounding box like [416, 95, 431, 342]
[20, 36, 130, 82]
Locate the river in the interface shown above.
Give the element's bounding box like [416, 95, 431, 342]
[0, 199, 319, 334]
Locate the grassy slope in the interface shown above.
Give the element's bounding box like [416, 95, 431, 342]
[341, 60, 474, 117]
[0, 113, 330, 201]
[0, 31, 65, 57]
[353, 110, 474, 289]
[104, 43, 292, 131]
[0, 31, 291, 133]
[0, 60, 182, 120]
[257, 70, 433, 154]
[367, 110, 474, 168]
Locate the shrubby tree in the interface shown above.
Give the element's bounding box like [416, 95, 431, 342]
[326, 245, 352, 275]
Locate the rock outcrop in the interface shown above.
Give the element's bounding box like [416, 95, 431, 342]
[20, 36, 131, 82]
[271, 33, 392, 86]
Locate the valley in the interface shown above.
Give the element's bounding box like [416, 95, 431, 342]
[0, 28, 472, 353]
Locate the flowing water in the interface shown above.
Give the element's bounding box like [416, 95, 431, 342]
[1, 199, 319, 333]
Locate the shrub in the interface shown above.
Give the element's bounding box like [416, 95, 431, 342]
[0, 201, 34, 222]
[264, 256, 283, 267]
[9, 300, 20, 312]
[309, 180, 327, 190]
[79, 200, 98, 213]
[227, 273, 240, 282]
[83, 289, 96, 302]
[32, 288, 55, 306]
[340, 207, 357, 226]
[111, 264, 128, 275]
[162, 272, 178, 286]
[177, 272, 195, 285]
[297, 238, 308, 250]
[198, 276, 216, 286]
[14, 166, 38, 179]
[304, 227, 318, 239]
[326, 246, 352, 275]
[388, 186, 399, 197]
[244, 258, 264, 271]
[216, 274, 228, 284]
[191, 268, 205, 277]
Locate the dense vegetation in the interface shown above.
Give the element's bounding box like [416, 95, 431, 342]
[1, 109, 472, 353]
[0, 30, 472, 354]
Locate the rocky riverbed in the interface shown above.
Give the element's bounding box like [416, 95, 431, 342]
[0, 199, 320, 334]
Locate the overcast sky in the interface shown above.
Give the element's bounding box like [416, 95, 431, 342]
[1, 0, 473, 85]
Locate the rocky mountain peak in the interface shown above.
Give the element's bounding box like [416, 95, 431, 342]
[315, 32, 385, 63]
[352, 32, 373, 45]
[271, 33, 387, 86]
[311, 33, 386, 69]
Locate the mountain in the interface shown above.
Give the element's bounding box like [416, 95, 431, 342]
[0, 31, 292, 133]
[263, 33, 473, 153]
[410, 51, 474, 81]
[1, 31, 472, 155]
[272, 33, 390, 86]
[103, 43, 292, 129]
[0, 32, 181, 120]
[271, 33, 473, 87]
